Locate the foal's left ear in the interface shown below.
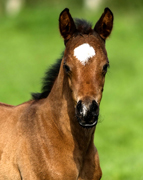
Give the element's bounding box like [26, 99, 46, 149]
[59, 8, 76, 42]
[94, 8, 113, 40]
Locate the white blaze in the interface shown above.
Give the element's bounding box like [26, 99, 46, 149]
[74, 43, 96, 65]
[82, 104, 88, 116]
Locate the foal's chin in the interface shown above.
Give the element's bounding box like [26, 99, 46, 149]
[76, 115, 99, 128]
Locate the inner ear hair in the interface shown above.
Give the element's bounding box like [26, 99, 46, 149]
[94, 8, 113, 40]
[59, 8, 76, 41]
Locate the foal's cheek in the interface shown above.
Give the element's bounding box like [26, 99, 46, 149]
[97, 93, 103, 105]
[68, 77, 72, 90]
[68, 78, 75, 99]
[97, 81, 106, 103]
[68, 78, 78, 105]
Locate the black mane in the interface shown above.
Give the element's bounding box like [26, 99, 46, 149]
[32, 19, 92, 100]
[32, 57, 62, 100]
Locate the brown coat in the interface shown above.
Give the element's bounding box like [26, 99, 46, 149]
[0, 8, 113, 180]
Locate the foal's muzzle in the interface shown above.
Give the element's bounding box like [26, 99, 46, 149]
[75, 100, 99, 128]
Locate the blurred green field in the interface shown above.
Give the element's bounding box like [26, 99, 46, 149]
[0, 3, 143, 180]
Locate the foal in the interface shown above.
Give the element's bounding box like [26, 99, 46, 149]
[0, 8, 113, 180]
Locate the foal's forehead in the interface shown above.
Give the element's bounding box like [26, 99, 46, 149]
[65, 34, 107, 65]
[74, 43, 95, 65]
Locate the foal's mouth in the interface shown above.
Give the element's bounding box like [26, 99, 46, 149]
[76, 114, 98, 128]
[75, 100, 99, 128]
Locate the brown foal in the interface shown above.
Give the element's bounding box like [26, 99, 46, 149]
[0, 8, 113, 180]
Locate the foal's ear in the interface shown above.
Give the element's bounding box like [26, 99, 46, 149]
[59, 8, 76, 41]
[94, 8, 113, 40]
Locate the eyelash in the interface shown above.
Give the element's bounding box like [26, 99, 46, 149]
[63, 64, 71, 74]
[103, 64, 109, 73]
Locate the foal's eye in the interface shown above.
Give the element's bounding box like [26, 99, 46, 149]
[103, 64, 109, 74]
[63, 64, 71, 74]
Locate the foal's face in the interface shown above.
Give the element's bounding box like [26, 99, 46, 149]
[64, 35, 109, 127]
[64, 35, 109, 104]
[59, 8, 113, 127]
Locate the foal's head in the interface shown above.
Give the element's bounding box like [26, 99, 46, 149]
[59, 8, 113, 128]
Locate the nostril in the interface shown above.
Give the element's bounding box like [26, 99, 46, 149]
[91, 100, 99, 113]
[77, 100, 82, 110]
[92, 100, 98, 106]
[76, 100, 82, 114]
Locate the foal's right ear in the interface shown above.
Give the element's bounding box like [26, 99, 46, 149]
[59, 8, 76, 42]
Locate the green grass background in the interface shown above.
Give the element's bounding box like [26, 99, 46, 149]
[0, 2, 143, 180]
